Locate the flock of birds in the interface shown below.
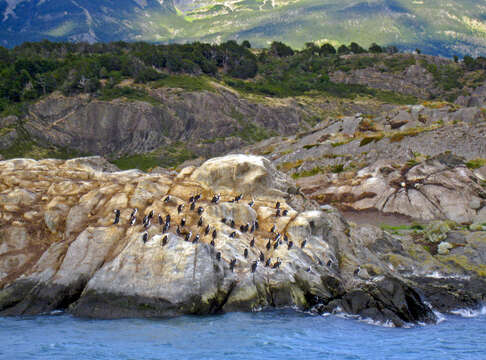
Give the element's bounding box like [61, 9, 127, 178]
[111, 193, 316, 274]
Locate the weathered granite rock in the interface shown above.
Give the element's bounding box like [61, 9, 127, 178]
[297, 153, 486, 224]
[0, 155, 484, 325]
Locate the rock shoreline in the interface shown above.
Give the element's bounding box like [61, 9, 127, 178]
[0, 155, 484, 326]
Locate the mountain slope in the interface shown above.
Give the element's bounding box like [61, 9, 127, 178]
[1, 0, 486, 56]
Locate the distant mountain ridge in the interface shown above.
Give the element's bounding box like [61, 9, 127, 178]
[1, 0, 486, 56]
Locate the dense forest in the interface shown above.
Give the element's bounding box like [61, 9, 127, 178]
[1, 39, 486, 116]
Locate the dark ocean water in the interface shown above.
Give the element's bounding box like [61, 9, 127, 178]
[0, 307, 485, 360]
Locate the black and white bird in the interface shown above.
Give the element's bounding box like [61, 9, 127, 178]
[198, 217, 203, 227]
[148, 210, 154, 219]
[248, 199, 254, 207]
[229, 231, 237, 238]
[162, 222, 170, 233]
[282, 209, 288, 216]
[254, 220, 259, 230]
[177, 204, 184, 214]
[301, 239, 307, 249]
[234, 194, 243, 202]
[142, 232, 148, 243]
[185, 232, 192, 242]
[229, 259, 237, 272]
[275, 201, 281, 209]
[265, 258, 271, 267]
[210, 239, 215, 247]
[130, 208, 138, 219]
[251, 261, 258, 273]
[259, 251, 265, 262]
[162, 235, 168, 246]
[113, 209, 120, 224]
[193, 234, 200, 244]
[188, 196, 194, 204]
[164, 195, 171, 203]
[205, 224, 211, 235]
[272, 258, 281, 269]
[194, 194, 201, 202]
[276, 209, 281, 217]
[197, 206, 204, 215]
[211, 194, 221, 204]
[288, 241, 293, 250]
[158, 214, 163, 225]
[250, 223, 255, 233]
[273, 241, 279, 250]
[266, 240, 271, 251]
[212, 229, 217, 240]
[230, 219, 235, 229]
[130, 216, 137, 226]
[144, 219, 151, 229]
[270, 225, 276, 233]
[190, 201, 196, 211]
[180, 218, 186, 227]
[216, 252, 221, 261]
[284, 234, 288, 242]
[165, 214, 171, 224]
[250, 238, 255, 247]
[274, 233, 281, 242]
[244, 248, 248, 258]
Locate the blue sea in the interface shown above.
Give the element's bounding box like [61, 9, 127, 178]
[1, 308, 485, 360]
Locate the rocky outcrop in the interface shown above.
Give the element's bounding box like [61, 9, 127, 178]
[23, 88, 312, 158]
[298, 154, 486, 224]
[0, 155, 484, 325]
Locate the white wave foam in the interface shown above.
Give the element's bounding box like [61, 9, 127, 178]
[450, 305, 486, 318]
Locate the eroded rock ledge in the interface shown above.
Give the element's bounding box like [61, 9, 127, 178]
[0, 155, 484, 326]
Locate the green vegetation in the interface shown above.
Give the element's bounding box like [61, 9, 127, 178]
[151, 74, 214, 92]
[112, 143, 196, 171]
[466, 158, 486, 170]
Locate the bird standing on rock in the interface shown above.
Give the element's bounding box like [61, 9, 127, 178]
[198, 217, 203, 227]
[272, 258, 281, 269]
[212, 229, 217, 240]
[229, 259, 237, 272]
[270, 225, 276, 233]
[180, 218, 186, 227]
[130, 216, 136, 226]
[205, 224, 211, 235]
[234, 194, 243, 202]
[185, 232, 192, 242]
[130, 208, 138, 219]
[230, 219, 235, 228]
[142, 232, 148, 243]
[276, 201, 280, 209]
[251, 261, 257, 273]
[164, 195, 171, 203]
[158, 214, 163, 225]
[301, 239, 307, 248]
[282, 209, 288, 216]
[248, 199, 254, 207]
[190, 201, 196, 211]
[250, 238, 255, 247]
[266, 240, 271, 250]
[162, 235, 168, 246]
[193, 234, 199, 244]
[113, 209, 120, 224]
[197, 206, 204, 215]
[177, 204, 184, 214]
[211, 194, 221, 204]
[259, 251, 265, 262]
[229, 231, 237, 238]
[288, 241, 293, 250]
[216, 252, 221, 261]
[244, 248, 248, 258]
[265, 258, 271, 267]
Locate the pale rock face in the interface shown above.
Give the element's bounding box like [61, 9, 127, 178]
[0, 154, 484, 325]
[298, 153, 485, 223]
